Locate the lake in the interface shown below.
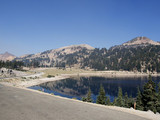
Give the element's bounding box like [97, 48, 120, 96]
[29, 76, 160, 102]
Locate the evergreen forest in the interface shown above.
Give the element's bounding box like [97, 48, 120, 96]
[82, 75, 160, 113]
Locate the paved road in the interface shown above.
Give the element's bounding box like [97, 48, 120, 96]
[0, 84, 149, 120]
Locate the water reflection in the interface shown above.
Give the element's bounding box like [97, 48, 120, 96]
[30, 76, 160, 102]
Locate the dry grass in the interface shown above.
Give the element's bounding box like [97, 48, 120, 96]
[41, 68, 93, 77]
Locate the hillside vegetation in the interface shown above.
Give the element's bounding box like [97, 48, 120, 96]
[83, 45, 160, 72]
[13, 37, 160, 73]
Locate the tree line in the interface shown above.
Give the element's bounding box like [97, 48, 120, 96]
[0, 60, 24, 70]
[82, 75, 160, 113]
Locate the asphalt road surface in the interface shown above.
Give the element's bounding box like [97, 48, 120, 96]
[0, 84, 149, 120]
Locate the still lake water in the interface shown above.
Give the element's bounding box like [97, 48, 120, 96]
[29, 76, 160, 102]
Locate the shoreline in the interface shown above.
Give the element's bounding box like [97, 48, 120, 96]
[1, 70, 160, 88]
[17, 72, 160, 87]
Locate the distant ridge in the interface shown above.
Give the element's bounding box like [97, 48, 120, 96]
[15, 44, 94, 67]
[0, 52, 16, 61]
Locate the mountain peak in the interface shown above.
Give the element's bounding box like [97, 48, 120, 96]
[122, 36, 160, 46]
[0, 52, 16, 61]
[56, 44, 94, 51]
[50, 44, 94, 55]
[4, 52, 13, 56]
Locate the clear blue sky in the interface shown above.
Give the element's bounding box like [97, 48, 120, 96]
[1, 0, 160, 56]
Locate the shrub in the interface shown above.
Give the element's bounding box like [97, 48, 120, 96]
[47, 75, 55, 78]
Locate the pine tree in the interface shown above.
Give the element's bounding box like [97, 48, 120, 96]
[124, 92, 129, 108]
[158, 82, 160, 102]
[86, 88, 92, 102]
[106, 97, 111, 105]
[156, 82, 160, 113]
[113, 97, 117, 106]
[142, 75, 157, 113]
[82, 88, 93, 102]
[128, 95, 134, 108]
[96, 84, 107, 105]
[116, 87, 124, 107]
[136, 87, 144, 110]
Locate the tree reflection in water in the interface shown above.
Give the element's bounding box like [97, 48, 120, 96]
[31, 76, 160, 102]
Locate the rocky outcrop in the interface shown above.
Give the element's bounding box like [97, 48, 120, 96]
[0, 68, 16, 78]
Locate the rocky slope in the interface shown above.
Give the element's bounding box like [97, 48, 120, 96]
[0, 52, 16, 61]
[15, 44, 94, 67]
[111, 37, 160, 50]
[123, 36, 160, 46]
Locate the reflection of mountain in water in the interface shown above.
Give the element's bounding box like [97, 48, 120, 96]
[38, 76, 160, 99]
[40, 77, 90, 97]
